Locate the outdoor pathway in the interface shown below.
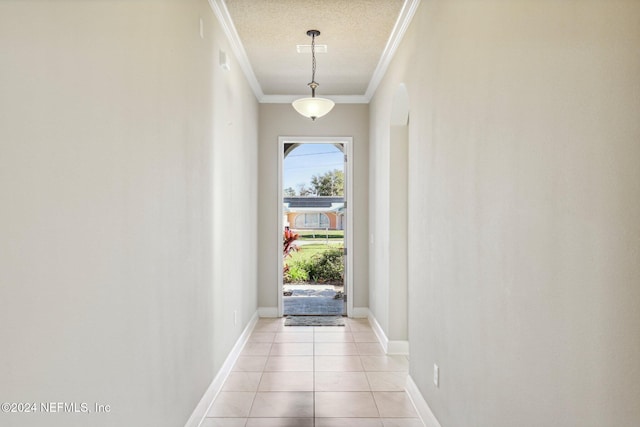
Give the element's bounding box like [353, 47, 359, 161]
[283, 284, 344, 315]
[202, 317, 422, 427]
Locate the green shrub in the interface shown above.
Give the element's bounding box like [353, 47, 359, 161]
[284, 261, 309, 283]
[307, 249, 344, 282]
[284, 247, 344, 283]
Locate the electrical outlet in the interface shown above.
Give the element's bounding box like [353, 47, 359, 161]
[434, 364, 439, 387]
[219, 50, 230, 71]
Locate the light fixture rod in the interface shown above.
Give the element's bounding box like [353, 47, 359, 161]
[307, 29, 320, 97]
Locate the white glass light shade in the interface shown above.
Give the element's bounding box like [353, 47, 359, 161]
[292, 97, 335, 121]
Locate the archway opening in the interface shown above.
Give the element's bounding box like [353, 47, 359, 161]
[388, 83, 410, 352]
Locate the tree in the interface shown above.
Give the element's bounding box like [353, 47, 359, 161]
[310, 169, 344, 196]
[284, 187, 296, 196]
[296, 183, 313, 196]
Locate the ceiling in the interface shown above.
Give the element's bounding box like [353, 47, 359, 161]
[212, 0, 420, 103]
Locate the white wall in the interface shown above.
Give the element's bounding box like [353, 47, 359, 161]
[369, 104, 390, 330]
[370, 1, 640, 426]
[389, 125, 409, 342]
[258, 104, 369, 311]
[0, 2, 258, 426]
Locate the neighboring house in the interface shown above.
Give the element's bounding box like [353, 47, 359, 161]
[283, 196, 344, 230]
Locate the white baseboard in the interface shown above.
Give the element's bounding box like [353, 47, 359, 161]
[367, 311, 409, 355]
[368, 312, 389, 351]
[406, 375, 442, 427]
[351, 307, 370, 318]
[184, 311, 259, 427]
[258, 307, 279, 318]
[387, 340, 410, 355]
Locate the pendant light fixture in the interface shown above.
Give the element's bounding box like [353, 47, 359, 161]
[292, 30, 335, 121]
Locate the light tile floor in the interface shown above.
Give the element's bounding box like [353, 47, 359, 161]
[203, 317, 423, 427]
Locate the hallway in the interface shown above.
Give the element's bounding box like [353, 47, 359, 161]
[2, 1, 639, 426]
[203, 318, 420, 427]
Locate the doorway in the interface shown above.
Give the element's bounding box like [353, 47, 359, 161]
[278, 137, 353, 317]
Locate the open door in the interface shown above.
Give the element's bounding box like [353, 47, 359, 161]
[278, 137, 353, 317]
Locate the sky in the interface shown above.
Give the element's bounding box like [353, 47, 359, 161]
[283, 143, 344, 192]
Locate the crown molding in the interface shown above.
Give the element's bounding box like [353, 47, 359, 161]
[364, 0, 421, 100]
[209, 0, 420, 104]
[208, 0, 264, 100]
[260, 94, 369, 104]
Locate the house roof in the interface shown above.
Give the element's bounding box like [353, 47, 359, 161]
[283, 197, 344, 214]
[284, 196, 344, 208]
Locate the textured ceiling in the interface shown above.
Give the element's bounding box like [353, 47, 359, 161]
[224, 0, 405, 97]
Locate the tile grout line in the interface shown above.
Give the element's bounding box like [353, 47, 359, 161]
[241, 332, 272, 425]
[359, 326, 384, 422]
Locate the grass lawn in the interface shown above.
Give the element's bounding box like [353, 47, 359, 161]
[285, 243, 343, 265]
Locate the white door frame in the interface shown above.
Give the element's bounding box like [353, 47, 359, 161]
[277, 136, 354, 317]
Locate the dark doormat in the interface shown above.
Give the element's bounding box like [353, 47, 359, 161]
[284, 315, 345, 327]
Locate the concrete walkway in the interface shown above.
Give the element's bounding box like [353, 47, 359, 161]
[283, 284, 345, 315]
